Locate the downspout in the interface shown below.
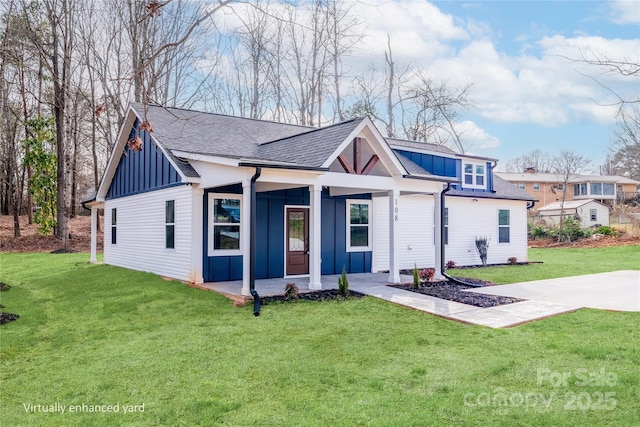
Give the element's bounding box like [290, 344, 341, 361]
[439, 183, 481, 287]
[250, 167, 262, 316]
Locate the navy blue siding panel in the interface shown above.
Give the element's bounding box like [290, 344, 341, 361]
[394, 149, 457, 178]
[321, 201, 336, 274]
[265, 199, 285, 278]
[106, 119, 182, 199]
[255, 198, 270, 279]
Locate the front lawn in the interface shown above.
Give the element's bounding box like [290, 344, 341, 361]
[449, 245, 640, 284]
[1, 251, 638, 426]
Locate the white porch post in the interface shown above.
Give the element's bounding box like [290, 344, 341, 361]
[388, 189, 400, 283]
[309, 185, 322, 290]
[433, 192, 444, 280]
[190, 187, 204, 284]
[90, 205, 98, 264]
[242, 180, 252, 296]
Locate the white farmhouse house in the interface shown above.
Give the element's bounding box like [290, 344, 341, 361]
[87, 103, 535, 296]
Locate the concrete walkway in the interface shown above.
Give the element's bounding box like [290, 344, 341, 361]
[349, 283, 581, 328]
[466, 270, 640, 312]
[200, 272, 586, 328]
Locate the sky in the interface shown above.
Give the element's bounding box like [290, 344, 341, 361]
[341, 0, 639, 171]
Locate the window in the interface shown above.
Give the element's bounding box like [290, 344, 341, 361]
[574, 184, 580, 196]
[111, 208, 117, 245]
[590, 209, 597, 221]
[574, 183, 588, 196]
[516, 183, 525, 190]
[444, 207, 449, 245]
[603, 183, 615, 195]
[463, 162, 486, 189]
[590, 183, 602, 195]
[533, 183, 540, 191]
[209, 195, 241, 254]
[498, 209, 510, 243]
[347, 200, 372, 251]
[557, 183, 564, 191]
[165, 200, 175, 249]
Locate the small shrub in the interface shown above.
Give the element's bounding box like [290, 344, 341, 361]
[557, 217, 586, 242]
[283, 283, 299, 300]
[475, 236, 490, 266]
[338, 266, 349, 296]
[445, 260, 456, 269]
[507, 257, 518, 265]
[420, 268, 435, 282]
[412, 264, 420, 289]
[529, 225, 548, 240]
[595, 225, 616, 236]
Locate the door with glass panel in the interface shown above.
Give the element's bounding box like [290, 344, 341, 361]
[286, 207, 309, 275]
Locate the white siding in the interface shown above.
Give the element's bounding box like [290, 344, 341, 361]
[445, 197, 529, 266]
[104, 185, 195, 281]
[372, 195, 435, 271]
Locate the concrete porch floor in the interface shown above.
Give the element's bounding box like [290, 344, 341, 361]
[193, 272, 583, 328]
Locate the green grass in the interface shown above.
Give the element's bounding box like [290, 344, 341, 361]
[1, 250, 639, 426]
[449, 245, 640, 284]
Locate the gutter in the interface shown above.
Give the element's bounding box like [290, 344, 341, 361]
[250, 167, 262, 316]
[527, 201, 536, 210]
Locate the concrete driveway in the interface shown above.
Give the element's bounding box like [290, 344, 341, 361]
[466, 270, 640, 312]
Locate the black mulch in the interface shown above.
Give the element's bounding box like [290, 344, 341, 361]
[260, 289, 366, 305]
[391, 279, 524, 308]
[0, 313, 19, 325]
[0, 281, 20, 325]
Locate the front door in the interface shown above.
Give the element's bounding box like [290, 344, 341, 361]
[286, 207, 309, 275]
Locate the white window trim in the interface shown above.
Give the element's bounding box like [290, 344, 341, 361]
[208, 193, 242, 256]
[462, 162, 487, 190]
[110, 208, 117, 246]
[498, 209, 510, 244]
[165, 200, 176, 250]
[346, 200, 372, 252]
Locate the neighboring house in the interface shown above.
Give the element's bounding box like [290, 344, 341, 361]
[537, 199, 610, 228]
[496, 170, 640, 207]
[87, 103, 535, 295]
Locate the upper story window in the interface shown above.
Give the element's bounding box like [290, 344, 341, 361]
[463, 162, 486, 189]
[574, 183, 587, 196]
[557, 183, 564, 191]
[516, 183, 525, 190]
[209, 194, 241, 255]
[603, 183, 615, 195]
[347, 200, 372, 251]
[591, 183, 603, 195]
[533, 183, 540, 191]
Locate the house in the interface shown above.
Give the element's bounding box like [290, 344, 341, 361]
[87, 103, 535, 295]
[537, 199, 610, 228]
[496, 170, 640, 207]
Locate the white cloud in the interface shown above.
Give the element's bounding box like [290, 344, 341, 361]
[608, 0, 640, 25]
[454, 120, 500, 151]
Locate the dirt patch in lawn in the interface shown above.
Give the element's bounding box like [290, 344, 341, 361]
[0, 281, 19, 325]
[260, 289, 366, 305]
[1, 215, 102, 253]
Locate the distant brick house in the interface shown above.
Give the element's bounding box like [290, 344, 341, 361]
[496, 170, 640, 208]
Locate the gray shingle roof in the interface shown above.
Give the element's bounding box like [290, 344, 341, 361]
[131, 103, 311, 160]
[447, 174, 536, 201]
[388, 138, 457, 155]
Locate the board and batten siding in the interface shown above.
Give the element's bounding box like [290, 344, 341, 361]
[372, 195, 435, 271]
[104, 185, 195, 281]
[444, 197, 529, 266]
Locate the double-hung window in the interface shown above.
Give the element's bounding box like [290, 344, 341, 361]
[347, 200, 372, 251]
[209, 194, 241, 255]
[165, 200, 175, 249]
[463, 162, 486, 189]
[590, 209, 597, 221]
[111, 208, 117, 245]
[498, 209, 510, 243]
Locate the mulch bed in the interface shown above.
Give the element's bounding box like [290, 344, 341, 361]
[260, 289, 366, 305]
[391, 279, 524, 308]
[0, 281, 20, 325]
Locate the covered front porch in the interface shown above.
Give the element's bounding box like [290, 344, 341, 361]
[195, 272, 413, 298]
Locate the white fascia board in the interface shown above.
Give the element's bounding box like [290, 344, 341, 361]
[321, 117, 407, 176]
[171, 150, 240, 167]
[318, 172, 444, 194]
[96, 107, 137, 200]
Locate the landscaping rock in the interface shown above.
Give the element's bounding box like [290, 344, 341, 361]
[391, 280, 524, 308]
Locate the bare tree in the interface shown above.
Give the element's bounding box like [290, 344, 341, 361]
[551, 150, 590, 241]
[503, 149, 553, 173]
[610, 105, 640, 182]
